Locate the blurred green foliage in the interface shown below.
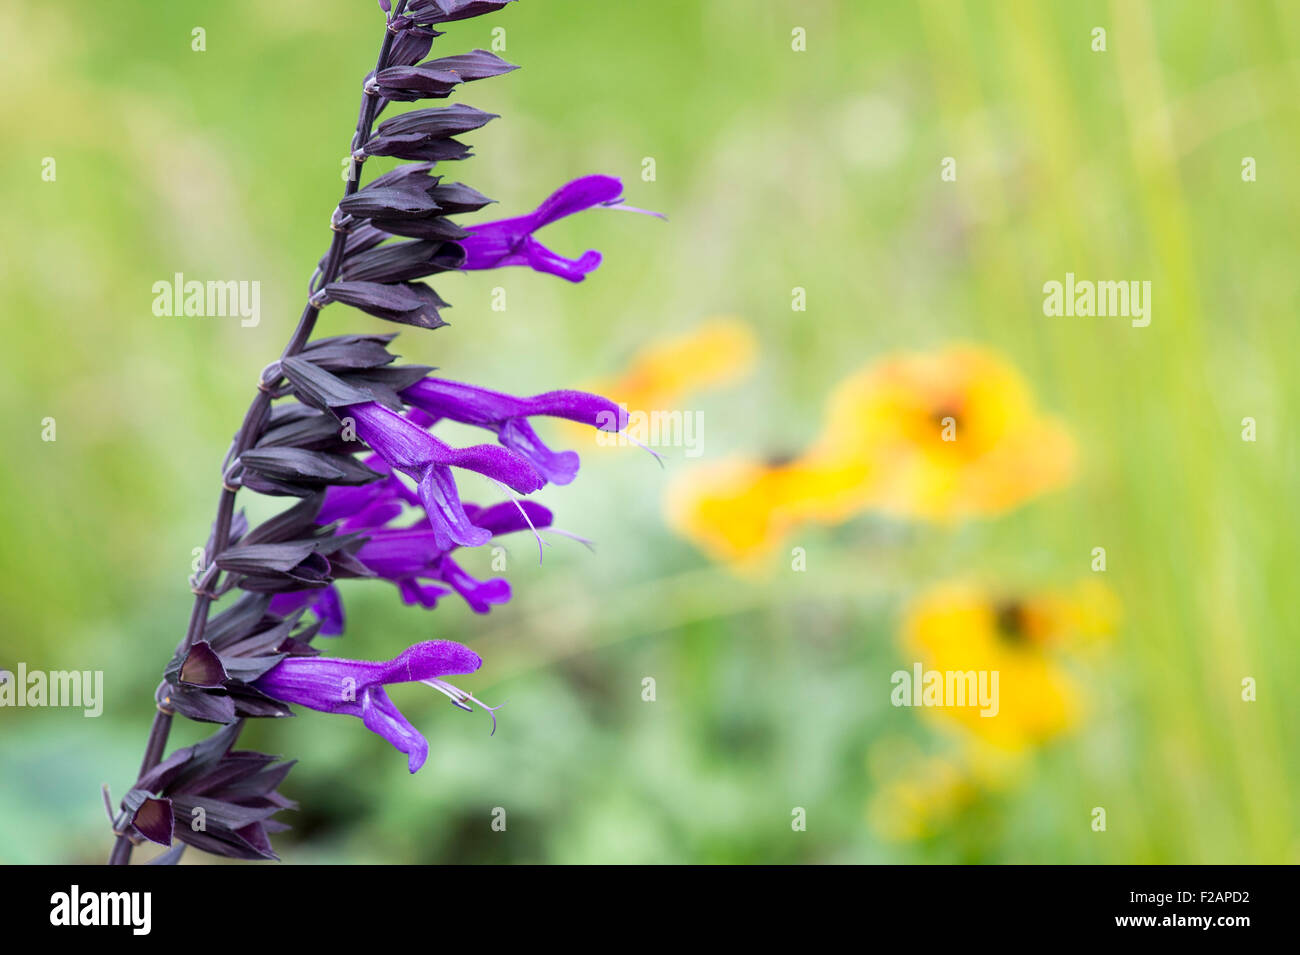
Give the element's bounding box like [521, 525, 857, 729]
[1, 0, 1297, 863]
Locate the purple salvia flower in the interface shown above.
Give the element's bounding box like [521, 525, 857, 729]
[430, 556, 510, 612]
[274, 498, 554, 623]
[401, 378, 628, 484]
[254, 640, 498, 773]
[315, 457, 416, 529]
[359, 532, 511, 612]
[396, 578, 452, 608]
[263, 463, 410, 634]
[355, 500, 554, 612]
[271, 485, 553, 626]
[460, 175, 662, 282]
[464, 498, 555, 537]
[342, 400, 544, 549]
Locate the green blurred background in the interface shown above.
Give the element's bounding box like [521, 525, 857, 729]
[2, 0, 1297, 863]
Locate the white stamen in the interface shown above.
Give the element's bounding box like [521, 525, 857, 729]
[422, 678, 506, 736]
[625, 431, 666, 469]
[543, 528, 596, 553]
[601, 200, 667, 221]
[488, 477, 546, 563]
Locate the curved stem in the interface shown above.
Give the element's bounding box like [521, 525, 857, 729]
[109, 1, 409, 865]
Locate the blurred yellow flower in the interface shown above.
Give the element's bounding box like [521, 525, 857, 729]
[663, 452, 871, 564]
[868, 754, 978, 841]
[585, 316, 757, 414]
[816, 345, 1076, 522]
[899, 580, 1117, 751]
[665, 344, 1074, 564]
[556, 316, 758, 457]
[866, 742, 1020, 842]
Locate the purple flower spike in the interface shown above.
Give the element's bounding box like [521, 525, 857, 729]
[109, 0, 664, 867]
[402, 378, 628, 484]
[459, 175, 661, 282]
[254, 640, 498, 772]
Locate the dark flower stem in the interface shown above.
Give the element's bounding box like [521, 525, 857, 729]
[109, 0, 409, 866]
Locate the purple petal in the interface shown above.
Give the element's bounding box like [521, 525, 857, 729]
[437, 556, 511, 613]
[357, 527, 442, 578]
[522, 239, 602, 282]
[309, 585, 346, 636]
[403, 378, 627, 430]
[469, 499, 554, 536]
[399, 379, 625, 480]
[360, 687, 428, 773]
[346, 402, 543, 493]
[518, 389, 630, 430]
[401, 377, 530, 423]
[459, 175, 639, 281]
[436, 440, 545, 493]
[268, 590, 314, 617]
[398, 578, 452, 608]
[529, 175, 624, 228]
[419, 465, 492, 549]
[254, 639, 481, 711]
[499, 418, 580, 484]
[317, 482, 387, 525]
[269, 585, 346, 636]
[374, 639, 481, 683]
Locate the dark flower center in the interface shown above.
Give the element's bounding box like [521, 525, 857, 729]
[994, 600, 1028, 644]
[764, 450, 800, 468]
[929, 403, 962, 438]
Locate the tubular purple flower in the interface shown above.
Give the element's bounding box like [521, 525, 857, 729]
[253, 640, 497, 772]
[435, 555, 510, 612]
[359, 532, 510, 612]
[459, 174, 661, 282]
[353, 499, 552, 612]
[401, 378, 628, 484]
[466, 499, 554, 536]
[354, 527, 452, 579]
[397, 578, 451, 608]
[316, 459, 416, 530]
[342, 400, 544, 549]
[271, 482, 554, 626]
